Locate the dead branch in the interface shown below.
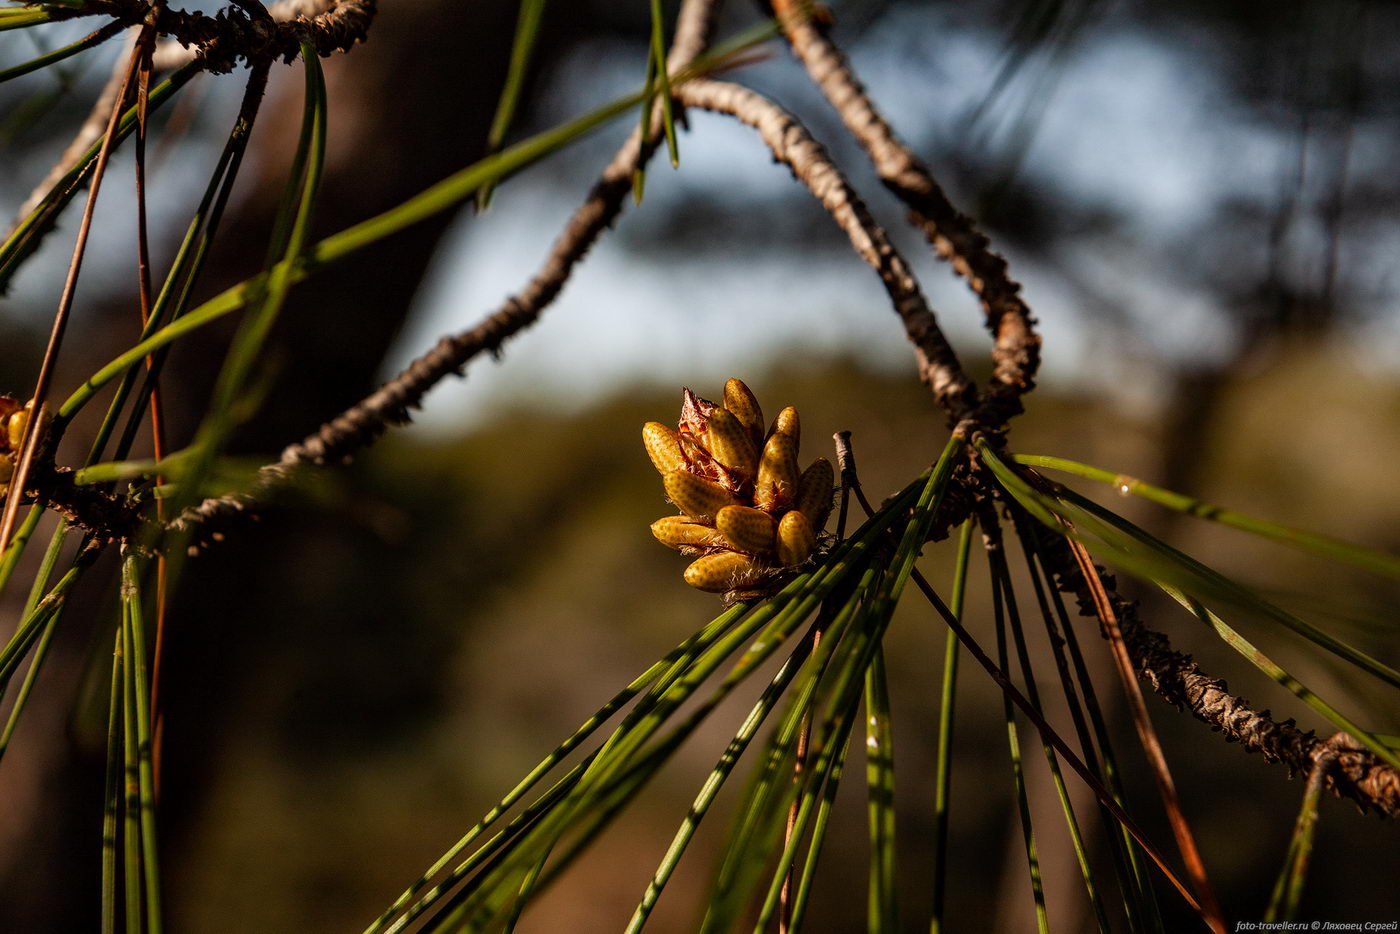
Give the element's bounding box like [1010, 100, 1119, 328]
[150, 0, 338, 70]
[56, 0, 376, 73]
[168, 0, 725, 543]
[173, 62, 984, 543]
[1028, 521, 1400, 818]
[672, 78, 975, 416]
[773, 1, 1041, 426]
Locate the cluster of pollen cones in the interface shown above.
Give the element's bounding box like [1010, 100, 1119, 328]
[643, 379, 835, 597]
[0, 396, 41, 497]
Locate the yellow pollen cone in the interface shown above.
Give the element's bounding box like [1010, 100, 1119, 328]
[664, 469, 740, 522]
[769, 405, 800, 449]
[643, 422, 686, 475]
[754, 431, 799, 511]
[776, 510, 816, 566]
[715, 505, 777, 555]
[705, 408, 758, 477]
[723, 378, 765, 450]
[795, 457, 835, 531]
[651, 515, 726, 551]
[684, 551, 770, 593]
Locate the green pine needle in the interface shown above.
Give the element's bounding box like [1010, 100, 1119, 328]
[930, 518, 974, 934]
[988, 541, 1050, 934]
[980, 442, 1400, 694]
[60, 22, 783, 422]
[0, 62, 202, 292]
[0, 19, 122, 83]
[864, 646, 898, 934]
[478, 0, 549, 210]
[1013, 454, 1400, 581]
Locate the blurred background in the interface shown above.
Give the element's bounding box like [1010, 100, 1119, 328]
[1, 0, 1399, 929]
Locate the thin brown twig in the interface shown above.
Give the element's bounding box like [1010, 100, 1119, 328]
[15, 467, 150, 541]
[133, 21, 168, 471]
[132, 9, 174, 800]
[174, 69, 982, 541]
[167, 0, 725, 544]
[11, 28, 139, 233]
[7, 0, 372, 250]
[52, 0, 376, 74]
[0, 31, 151, 565]
[772, 1, 1041, 427]
[148, 0, 369, 71]
[11, 61, 273, 552]
[1064, 536, 1226, 934]
[1006, 462, 1395, 830]
[134, 30, 158, 382]
[1022, 517, 1400, 816]
[675, 79, 975, 417]
[165, 15, 981, 552]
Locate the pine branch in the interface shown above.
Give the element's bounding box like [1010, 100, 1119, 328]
[772, 1, 1041, 427]
[1028, 521, 1400, 817]
[168, 0, 726, 545]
